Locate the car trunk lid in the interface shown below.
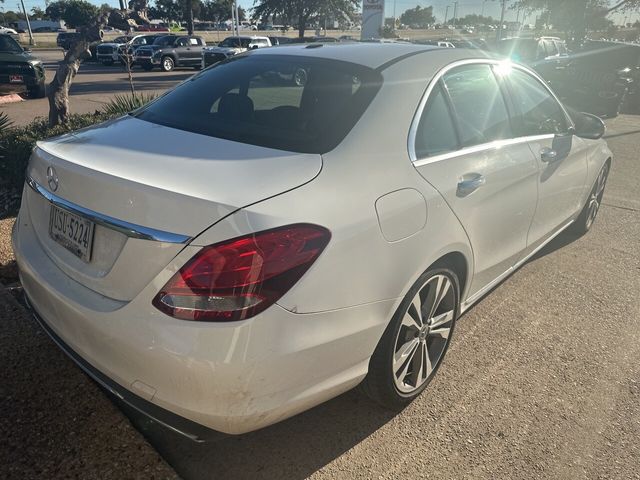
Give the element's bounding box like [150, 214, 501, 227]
[25, 115, 322, 301]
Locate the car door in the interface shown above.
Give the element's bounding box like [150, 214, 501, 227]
[171, 37, 189, 65]
[500, 66, 588, 252]
[412, 63, 539, 296]
[184, 37, 203, 65]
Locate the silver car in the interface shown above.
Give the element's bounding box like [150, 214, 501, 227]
[13, 44, 611, 439]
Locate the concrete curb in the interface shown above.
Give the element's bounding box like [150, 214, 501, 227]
[0, 94, 24, 105]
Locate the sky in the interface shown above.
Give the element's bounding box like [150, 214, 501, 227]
[3, 0, 639, 25]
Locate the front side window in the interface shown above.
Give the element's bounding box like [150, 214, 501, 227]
[414, 83, 458, 158]
[503, 68, 569, 136]
[135, 55, 382, 153]
[442, 64, 512, 147]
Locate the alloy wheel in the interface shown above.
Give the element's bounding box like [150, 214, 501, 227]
[393, 274, 455, 394]
[586, 164, 609, 230]
[163, 57, 174, 72]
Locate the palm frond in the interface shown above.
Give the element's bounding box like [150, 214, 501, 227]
[101, 93, 158, 116]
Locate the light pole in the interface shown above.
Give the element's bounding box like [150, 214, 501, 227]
[452, 1, 458, 27]
[481, 0, 487, 17]
[496, 0, 507, 42]
[444, 5, 450, 26]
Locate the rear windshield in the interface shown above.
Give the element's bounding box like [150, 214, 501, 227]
[135, 55, 383, 153]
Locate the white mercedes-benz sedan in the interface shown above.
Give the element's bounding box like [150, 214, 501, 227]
[13, 43, 611, 440]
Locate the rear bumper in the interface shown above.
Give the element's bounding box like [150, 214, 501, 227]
[12, 202, 392, 435]
[24, 294, 224, 442]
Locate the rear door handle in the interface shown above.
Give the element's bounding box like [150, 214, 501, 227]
[457, 173, 485, 197]
[540, 147, 558, 163]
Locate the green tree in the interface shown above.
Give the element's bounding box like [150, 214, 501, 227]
[200, 0, 245, 21]
[513, 0, 623, 39]
[30, 7, 48, 19]
[252, 0, 358, 38]
[399, 5, 434, 28]
[46, 0, 99, 28]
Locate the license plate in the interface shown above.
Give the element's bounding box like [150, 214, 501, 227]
[9, 75, 23, 83]
[48, 205, 95, 263]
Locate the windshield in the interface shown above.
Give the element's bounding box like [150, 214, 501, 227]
[153, 36, 176, 46]
[135, 55, 382, 153]
[0, 35, 23, 53]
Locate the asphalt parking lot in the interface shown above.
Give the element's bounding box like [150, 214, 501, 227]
[1, 49, 195, 125]
[1, 79, 639, 477]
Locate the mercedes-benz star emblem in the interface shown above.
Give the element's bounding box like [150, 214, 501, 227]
[46, 166, 59, 192]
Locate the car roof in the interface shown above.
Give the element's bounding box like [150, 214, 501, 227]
[249, 43, 443, 69]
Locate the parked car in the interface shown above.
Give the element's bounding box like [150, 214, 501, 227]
[134, 35, 206, 71]
[267, 36, 294, 46]
[14, 45, 611, 439]
[494, 36, 570, 81]
[136, 24, 170, 32]
[0, 33, 45, 97]
[56, 31, 82, 50]
[495, 36, 638, 117]
[201, 35, 270, 68]
[559, 40, 640, 117]
[0, 26, 18, 35]
[418, 40, 456, 48]
[97, 34, 162, 66]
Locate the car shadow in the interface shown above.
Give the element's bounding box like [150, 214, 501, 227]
[115, 388, 398, 480]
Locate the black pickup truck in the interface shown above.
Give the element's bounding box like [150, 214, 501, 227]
[134, 35, 206, 71]
[0, 34, 46, 98]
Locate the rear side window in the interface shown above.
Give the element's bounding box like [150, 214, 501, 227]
[135, 55, 382, 154]
[414, 83, 458, 158]
[442, 64, 512, 147]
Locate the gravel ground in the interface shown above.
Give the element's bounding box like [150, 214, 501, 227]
[0, 116, 639, 479]
[0, 219, 178, 478]
[0, 218, 17, 285]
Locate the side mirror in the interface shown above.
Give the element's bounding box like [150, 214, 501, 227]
[572, 112, 605, 140]
[23, 48, 31, 53]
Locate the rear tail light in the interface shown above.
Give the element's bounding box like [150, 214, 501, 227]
[152, 224, 331, 321]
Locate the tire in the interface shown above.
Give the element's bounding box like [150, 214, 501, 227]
[570, 161, 610, 236]
[28, 81, 46, 99]
[102, 60, 113, 66]
[141, 64, 154, 71]
[361, 267, 460, 409]
[161, 56, 175, 72]
[293, 68, 307, 87]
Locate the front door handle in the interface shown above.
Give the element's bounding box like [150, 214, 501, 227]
[540, 147, 558, 163]
[457, 173, 485, 197]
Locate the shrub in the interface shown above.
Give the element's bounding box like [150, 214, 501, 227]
[0, 112, 115, 218]
[101, 93, 158, 116]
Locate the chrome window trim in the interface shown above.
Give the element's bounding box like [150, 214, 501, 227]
[413, 134, 555, 167]
[408, 58, 575, 164]
[26, 176, 192, 244]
